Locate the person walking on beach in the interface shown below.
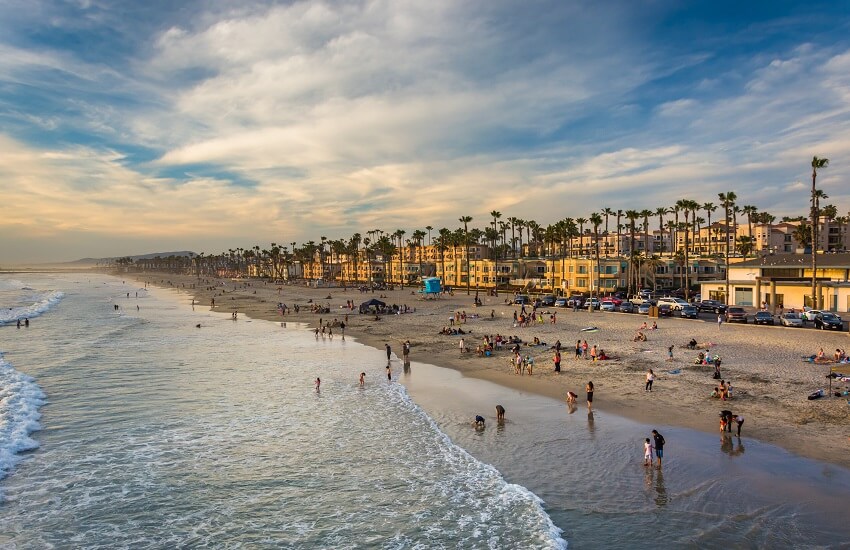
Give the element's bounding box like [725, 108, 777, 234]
[645, 369, 655, 392]
[735, 414, 744, 436]
[386, 344, 392, 364]
[359, 372, 365, 387]
[652, 430, 665, 467]
[459, 338, 466, 354]
[581, 340, 589, 359]
[315, 377, 321, 392]
[575, 340, 582, 360]
[586, 381, 594, 410]
[402, 340, 410, 363]
[667, 345, 674, 361]
[553, 350, 561, 373]
[717, 313, 723, 328]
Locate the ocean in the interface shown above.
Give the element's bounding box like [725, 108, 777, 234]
[1, 272, 849, 549]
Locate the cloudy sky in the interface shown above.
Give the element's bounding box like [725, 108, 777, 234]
[2, 0, 850, 263]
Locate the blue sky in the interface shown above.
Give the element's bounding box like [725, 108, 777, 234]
[2, 0, 850, 263]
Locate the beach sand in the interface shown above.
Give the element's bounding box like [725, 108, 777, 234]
[130, 273, 850, 469]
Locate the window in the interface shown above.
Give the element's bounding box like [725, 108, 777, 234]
[578, 266, 587, 274]
[537, 266, 546, 274]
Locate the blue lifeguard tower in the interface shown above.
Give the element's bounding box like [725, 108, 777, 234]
[421, 277, 441, 298]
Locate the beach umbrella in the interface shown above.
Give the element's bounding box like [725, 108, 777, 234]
[360, 298, 386, 308]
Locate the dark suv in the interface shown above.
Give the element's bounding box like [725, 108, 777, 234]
[726, 307, 748, 323]
[814, 312, 843, 330]
[698, 300, 727, 314]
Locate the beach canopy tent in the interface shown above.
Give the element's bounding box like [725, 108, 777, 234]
[422, 277, 441, 295]
[359, 298, 386, 313]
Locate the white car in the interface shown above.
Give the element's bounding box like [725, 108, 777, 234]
[657, 297, 689, 310]
[780, 312, 803, 327]
[801, 309, 821, 322]
[600, 300, 616, 312]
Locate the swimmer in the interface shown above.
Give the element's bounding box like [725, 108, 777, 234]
[496, 405, 505, 421]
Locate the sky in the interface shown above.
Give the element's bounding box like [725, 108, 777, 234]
[2, 0, 850, 263]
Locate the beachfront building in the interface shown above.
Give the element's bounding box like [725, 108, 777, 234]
[699, 253, 850, 312]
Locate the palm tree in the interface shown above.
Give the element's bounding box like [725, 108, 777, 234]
[822, 204, 838, 251]
[811, 156, 829, 308]
[602, 207, 614, 257]
[437, 228, 450, 283]
[625, 210, 640, 295]
[741, 205, 758, 256]
[640, 209, 652, 257]
[792, 220, 812, 250]
[655, 207, 668, 255]
[490, 210, 502, 259]
[590, 212, 603, 311]
[459, 216, 473, 294]
[576, 217, 588, 256]
[425, 225, 433, 246]
[515, 219, 525, 258]
[718, 191, 737, 304]
[703, 202, 717, 254]
[615, 210, 623, 257]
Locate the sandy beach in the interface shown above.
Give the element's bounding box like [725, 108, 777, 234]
[130, 273, 850, 469]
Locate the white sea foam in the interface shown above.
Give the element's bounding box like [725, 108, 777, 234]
[0, 353, 47, 484]
[0, 289, 64, 325]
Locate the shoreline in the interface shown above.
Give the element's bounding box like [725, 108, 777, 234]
[127, 272, 850, 470]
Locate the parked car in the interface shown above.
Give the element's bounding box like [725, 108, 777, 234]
[814, 312, 843, 330]
[726, 307, 748, 323]
[697, 300, 727, 314]
[601, 296, 623, 306]
[618, 301, 636, 313]
[754, 311, 775, 325]
[680, 305, 699, 319]
[585, 297, 601, 310]
[555, 297, 569, 308]
[514, 295, 531, 305]
[801, 309, 821, 322]
[780, 312, 803, 327]
[657, 297, 689, 310]
[600, 300, 616, 312]
[638, 303, 651, 315]
[540, 295, 556, 306]
[657, 304, 673, 317]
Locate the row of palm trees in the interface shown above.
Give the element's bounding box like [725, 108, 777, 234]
[117, 158, 840, 305]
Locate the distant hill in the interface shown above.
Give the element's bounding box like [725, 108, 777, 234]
[67, 251, 196, 265]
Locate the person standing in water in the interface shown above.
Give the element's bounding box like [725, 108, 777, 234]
[385, 344, 392, 365]
[359, 372, 365, 387]
[652, 429, 665, 467]
[386, 365, 392, 382]
[586, 381, 594, 410]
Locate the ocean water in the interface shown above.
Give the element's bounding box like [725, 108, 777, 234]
[2, 273, 850, 549]
[0, 273, 563, 548]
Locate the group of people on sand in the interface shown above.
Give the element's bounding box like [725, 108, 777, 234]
[710, 379, 733, 401]
[573, 339, 608, 361]
[810, 347, 849, 363]
[15, 318, 30, 328]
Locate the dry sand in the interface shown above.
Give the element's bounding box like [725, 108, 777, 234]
[133, 273, 850, 469]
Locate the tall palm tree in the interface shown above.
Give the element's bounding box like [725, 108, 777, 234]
[590, 212, 603, 310]
[811, 156, 829, 308]
[640, 209, 652, 257]
[425, 225, 433, 246]
[490, 211, 502, 259]
[459, 216, 473, 294]
[718, 191, 737, 304]
[576, 217, 588, 256]
[515, 219, 525, 258]
[602, 207, 614, 257]
[615, 210, 623, 257]
[703, 202, 717, 254]
[437, 228, 450, 283]
[741, 205, 758, 256]
[625, 210, 640, 295]
[655, 207, 668, 255]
